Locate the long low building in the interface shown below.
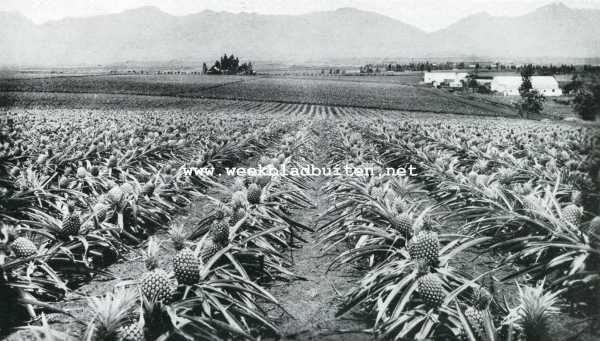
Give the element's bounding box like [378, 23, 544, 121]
[491, 76, 562, 96]
[423, 72, 469, 88]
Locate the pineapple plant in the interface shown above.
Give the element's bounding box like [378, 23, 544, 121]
[392, 212, 414, 239]
[118, 320, 144, 341]
[209, 221, 230, 246]
[140, 298, 174, 341]
[85, 288, 138, 341]
[93, 202, 112, 222]
[121, 182, 136, 197]
[169, 224, 200, 285]
[511, 281, 561, 341]
[464, 306, 485, 339]
[231, 190, 248, 209]
[140, 238, 175, 303]
[393, 197, 408, 214]
[11, 236, 37, 258]
[523, 193, 542, 212]
[417, 272, 445, 309]
[247, 183, 262, 205]
[200, 238, 223, 264]
[561, 204, 583, 226]
[408, 230, 440, 267]
[60, 213, 81, 238]
[229, 207, 246, 226]
[231, 178, 246, 192]
[255, 174, 271, 188]
[107, 185, 124, 206]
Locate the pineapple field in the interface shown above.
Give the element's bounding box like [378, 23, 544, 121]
[1, 92, 600, 341]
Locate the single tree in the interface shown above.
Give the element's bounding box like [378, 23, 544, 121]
[516, 90, 545, 118]
[563, 75, 584, 95]
[516, 64, 545, 118]
[516, 65, 544, 118]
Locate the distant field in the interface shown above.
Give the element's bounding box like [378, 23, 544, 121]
[0, 73, 516, 116]
[0, 74, 244, 96]
[259, 72, 424, 85]
[0, 91, 232, 110]
[0, 71, 85, 79]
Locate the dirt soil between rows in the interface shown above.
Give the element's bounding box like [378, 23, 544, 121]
[261, 176, 370, 341]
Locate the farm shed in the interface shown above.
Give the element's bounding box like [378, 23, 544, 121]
[491, 76, 562, 96]
[423, 72, 469, 88]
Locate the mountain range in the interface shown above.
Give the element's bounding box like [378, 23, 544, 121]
[1, 2, 599, 66]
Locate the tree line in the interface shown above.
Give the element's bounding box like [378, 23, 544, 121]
[358, 62, 589, 75]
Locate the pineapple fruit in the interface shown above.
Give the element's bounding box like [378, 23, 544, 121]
[93, 202, 112, 222]
[392, 213, 414, 239]
[119, 320, 144, 341]
[200, 238, 223, 264]
[209, 221, 230, 246]
[60, 213, 81, 238]
[408, 230, 440, 267]
[561, 204, 582, 226]
[11, 236, 37, 258]
[229, 207, 246, 226]
[107, 185, 124, 206]
[464, 306, 485, 338]
[417, 273, 445, 308]
[247, 184, 262, 205]
[140, 238, 175, 302]
[169, 224, 200, 285]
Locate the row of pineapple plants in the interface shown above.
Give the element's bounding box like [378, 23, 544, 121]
[362, 116, 600, 300]
[313, 119, 516, 340]
[347, 113, 599, 339]
[11, 111, 320, 340]
[0, 104, 307, 337]
[70, 120, 317, 340]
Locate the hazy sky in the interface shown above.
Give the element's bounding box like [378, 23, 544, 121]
[3, 0, 600, 31]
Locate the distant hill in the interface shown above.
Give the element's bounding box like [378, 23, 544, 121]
[1, 3, 599, 66]
[429, 3, 600, 59]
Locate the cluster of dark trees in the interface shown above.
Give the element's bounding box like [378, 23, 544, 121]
[569, 74, 600, 121]
[203, 54, 254, 75]
[463, 77, 492, 94]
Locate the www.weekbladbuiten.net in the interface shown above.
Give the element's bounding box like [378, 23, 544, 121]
[181, 164, 418, 177]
